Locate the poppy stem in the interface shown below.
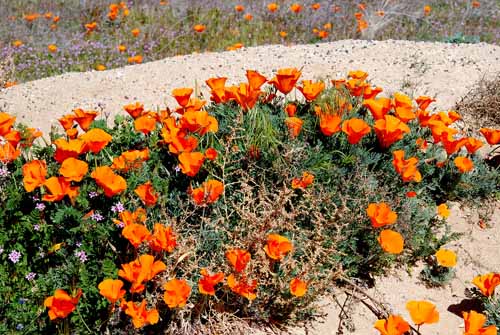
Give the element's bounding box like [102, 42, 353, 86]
[76, 306, 93, 334]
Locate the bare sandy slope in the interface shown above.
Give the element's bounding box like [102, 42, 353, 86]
[1, 40, 499, 334]
[1, 40, 500, 134]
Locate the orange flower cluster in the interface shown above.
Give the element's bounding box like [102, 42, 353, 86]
[472, 272, 500, 297]
[291, 171, 315, 189]
[44, 289, 82, 320]
[107, 2, 129, 21]
[1, 113, 42, 162]
[118, 254, 166, 293]
[190, 179, 224, 205]
[392, 150, 421, 183]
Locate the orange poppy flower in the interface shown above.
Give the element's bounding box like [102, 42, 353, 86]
[42, 177, 79, 202]
[73, 108, 99, 131]
[378, 229, 404, 254]
[0, 112, 16, 135]
[205, 148, 217, 160]
[267, 3, 278, 12]
[437, 203, 450, 218]
[118, 44, 127, 53]
[111, 149, 150, 172]
[164, 278, 191, 308]
[122, 223, 151, 248]
[12, 40, 23, 48]
[58, 114, 75, 131]
[264, 234, 293, 260]
[311, 3, 320, 10]
[22, 160, 47, 192]
[123, 300, 159, 329]
[44, 289, 82, 320]
[235, 5, 245, 12]
[415, 96, 436, 110]
[79, 128, 112, 153]
[440, 134, 467, 155]
[0, 142, 21, 163]
[131, 28, 140, 37]
[406, 191, 417, 198]
[479, 128, 500, 145]
[363, 97, 392, 120]
[462, 310, 497, 335]
[246, 70, 267, 91]
[180, 110, 218, 136]
[149, 223, 176, 253]
[454, 156, 474, 173]
[227, 274, 257, 300]
[243, 13, 253, 21]
[279, 31, 288, 38]
[98, 279, 126, 304]
[127, 55, 143, 64]
[172, 88, 193, 107]
[22, 127, 43, 148]
[291, 171, 314, 189]
[406, 300, 439, 326]
[84, 22, 97, 32]
[317, 30, 328, 39]
[424, 5, 431, 15]
[374, 115, 410, 148]
[290, 278, 307, 297]
[392, 92, 416, 123]
[319, 113, 341, 136]
[290, 3, 302, 13]
[374, 315, 410, 335]
[134, 181, 158, 207]
[191, 179, 224, 205]
[124, 102, 144, 119]
[47, 44, 57, 53]
[297, 80, 325, 101]
[118, 254, 166, 293]
[226, 248, 251, 273]
[59, 157, 88, 182]
[284, 103, 297, 117]
[348, 70, 368, 80]
[435, 249, 457, 267]
[464, 137, 484, 154]
[206, 77, 228, 103]
[366, 203, 397, 228]
[112, 208, 146, 227]
[91, 166, 127, 197]
[178, 151, 204, 177]
[392, 150, 422, 183]
[285, 117, 304, 138]
[193, 24, 206, 33]
[269, 68, 302, 95]
[168, 134, 198, 154]
[225, 83, 262, 110]
[472, 273, 500, 297]
[472, 1, 481, 8]
[198, 269, 224, 296]
[341, 118, 371, 144]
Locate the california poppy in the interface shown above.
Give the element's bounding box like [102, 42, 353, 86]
[226, 248, 251, 273]
[290, 278, 307, 297]
[164, 278, 191, 308]
[113, 208, 147, 227]
[462, 310, 497, 335]
[198, 269, 224, 296]
[264, 234, 293, 260]
[0, 142, 21, 163]
[374, 315, 410, 335]
[297, 80, 325, 101]
[392, 150, 422, 183]
[79, 128, 112, 153]
[42, 177, 79, 203]
[435, 249, 457, 267]
[123, 300, 159, 329]
[378, 229, 404, 254]
[91, 166, 127, 197]
[180, 110, 218, 135]
[84, 22, 97, 33]
[0, 112, 16, 135]
[118, 254, 166, 293]
[341, 118, 371, 144]
[246, 70, 267, 91]
[319, 112, 341, 136]
[191, 179, 224, 205]
[227, 274, 257, 300]
[48, 44, 57, 53]
[205, 148, 218, 160]
[71, 108, 99, 131]
[133, 113, 157, 135]
[269, 68, 301, 94]
[178, 152, 204, 177]
[454, 156, 474, 173]
[206, 77, 228, 103]
[122, 223, 151, 248]
[366, 203, 397, 228]
[393, 92, 416, 123]
[290, 3, 302, 13]
[22, 160, 47, 192]
[193, 24, 206, 33]
[267, 3, 278, 12]
[437, 203, 450, 218]
[464, 137, 484, 154]
[472, 273, 500, 297]
[374, 115, 410, 148]
[44, 289, 82, 320]
[406, 300, 439, 326]
[363, 97, 392, 120]
[235, 5, 245, 12]
[53, 138, 87, 163]
[131, 28, 140, 37]
[285, 117, 304, 138]
[134, 181, 158, 207]
[111, 149, 150, 172]
[59, 157, 88, 182]
[415, 96, 435, 110]
[98, 279, 126, 304]
[479, 128, 500, 145]
[149, 224, 176, 253]
[291, 171, 314, 189]
[172, 88, 193, 107]
[424, 5, 431, 15]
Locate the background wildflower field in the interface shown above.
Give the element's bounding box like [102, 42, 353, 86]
[0, 0, 499, 85]
[0, 1, 500, 335]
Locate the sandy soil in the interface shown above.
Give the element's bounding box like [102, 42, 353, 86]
[1, 40, 499, 334]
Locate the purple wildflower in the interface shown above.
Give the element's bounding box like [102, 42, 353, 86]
[33, 224, 41, 231]
[0, 165, 9, 177]
[88, 191, 99, 198]
[8, 250, 21, 264]
[35, 203, 46, 211]
[111, 202, 125, 213]
[75, 250, 88, 263]
[91, 212, 104, 222]
[25, 272, 36, 281]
